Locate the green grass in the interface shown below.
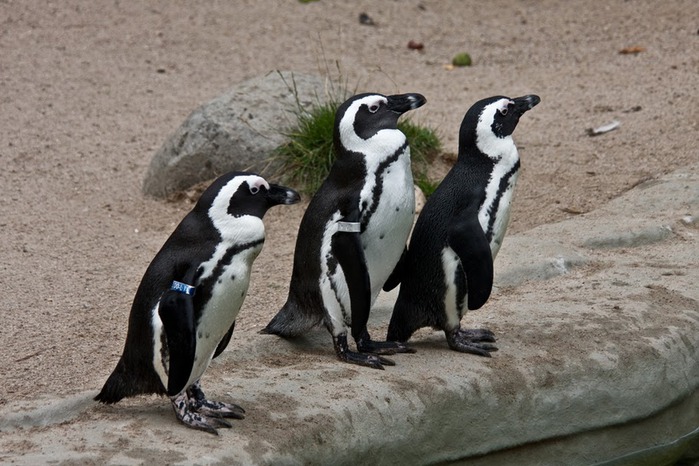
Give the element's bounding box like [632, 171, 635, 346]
[275, 99, 443, 196]
[399, 120, 442, 197]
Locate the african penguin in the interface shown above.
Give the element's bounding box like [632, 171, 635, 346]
[95, 172, 300, 434]
[261, 92, 426, 369]
[386, 94, 540, 355]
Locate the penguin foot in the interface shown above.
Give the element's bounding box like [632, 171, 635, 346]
[170, 392, 234, 435]
[357, 331, 416, 355]
[341, 350, 396, 370]
[169, 383, 246, 434]
[454, 328, 496, 343]
[187, 383, 246, 420]
[192, 398, 246, 420]
[446, 328, 498, 357]
[333, 334, 395, 370]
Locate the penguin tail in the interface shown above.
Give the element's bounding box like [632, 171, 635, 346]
[94, 357, 164, 404]
[386, 299, 422, 343]
[386, 318, 414, 343]
[94, 361, 129, 404]
[261, 300, 322, 337]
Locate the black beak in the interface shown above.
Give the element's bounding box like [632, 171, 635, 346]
[386, 93, 427, 114]
[267, 184, 301, 206]
[513, 95, 541, 115]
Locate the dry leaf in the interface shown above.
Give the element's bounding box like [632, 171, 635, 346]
[619, 46, 646, 54]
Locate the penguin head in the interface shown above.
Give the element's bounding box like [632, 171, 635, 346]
[459, 94, 540, 160]
[197, 172, 300, 227]
[334, 92, 426, 157]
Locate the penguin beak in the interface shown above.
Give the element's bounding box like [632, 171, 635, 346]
[512, 95, 541, 115]
[386, 93, 427, 114]
[266, 184, 301, 206]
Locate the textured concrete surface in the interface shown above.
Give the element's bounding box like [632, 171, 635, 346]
[2, 165, 697, 465]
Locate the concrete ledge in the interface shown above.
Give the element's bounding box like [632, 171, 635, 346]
[2, 165, 698, 465]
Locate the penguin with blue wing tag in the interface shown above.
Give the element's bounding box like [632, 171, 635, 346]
[95, 172, 300, 434]
[262, 92, 426, 369]
[386, 95, 540, 355]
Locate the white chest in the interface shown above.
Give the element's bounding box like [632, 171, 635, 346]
[151, 241, 262, 392]
[484, 170, 518, 259]
[360, 148, 415, 301]
[477, 148, 520, 260]
[188, 244, 261, 383]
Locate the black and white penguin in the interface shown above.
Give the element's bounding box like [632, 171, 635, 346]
[95, 172, 300, 434]
[262, 92, 426, 369]
[386, 94, 540, 355]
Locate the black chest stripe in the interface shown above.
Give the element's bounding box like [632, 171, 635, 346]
[485, 160, 520, 241]
[192, 238, 264, 318]
[361, 141, 408, 230]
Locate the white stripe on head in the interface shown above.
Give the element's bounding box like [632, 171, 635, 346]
[207, 174, 266, 242]
[338, 95, 406, 157]
[475, 98, 516, 161]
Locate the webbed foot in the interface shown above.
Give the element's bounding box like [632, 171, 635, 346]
[187, 382, 246, 419]
[170, 383, 245, 435]
[357, 330, 416, 355]
[333, 334, 395, 370]
[446, 328, 498, 357]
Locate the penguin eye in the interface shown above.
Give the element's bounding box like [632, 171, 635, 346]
[499, 107, 508, 116]
[249, 186, 260, 195]
[368, 103, 380, 113]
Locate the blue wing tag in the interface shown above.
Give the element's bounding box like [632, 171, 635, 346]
[170, 280, 196, 296]
[337, 221, 361, 233]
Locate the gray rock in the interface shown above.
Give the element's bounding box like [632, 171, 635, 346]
[142, 71, 338, 198]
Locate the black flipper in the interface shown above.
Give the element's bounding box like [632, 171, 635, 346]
[382, 247, 408, 292]
[213, 322, 235, 360]
[331, 215, 371, 343]
[447, 209, 494, 310]
[159, 286, 196, 397]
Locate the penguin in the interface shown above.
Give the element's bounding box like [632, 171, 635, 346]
[95, 172, 300, 434]
[386, 95, 540, 355]
[262, 92, 426, 369]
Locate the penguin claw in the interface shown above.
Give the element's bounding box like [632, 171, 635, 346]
[196, 400, 246, 420]
[446, 328, 499, 356]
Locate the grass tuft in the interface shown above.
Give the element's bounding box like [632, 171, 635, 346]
[275, 97, 443, 195]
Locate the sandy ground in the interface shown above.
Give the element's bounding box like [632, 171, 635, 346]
[0, 0, 697, 441]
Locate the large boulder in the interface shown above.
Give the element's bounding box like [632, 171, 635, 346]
[142, 71, 336, 198]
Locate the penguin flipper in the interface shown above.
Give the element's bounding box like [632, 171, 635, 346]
[212, 322, 235, 360]
[333, 217, 416, 359]
[158, 288, 196, 396]
[448, 210, 494, 310]
[331, 221, 371, 342]
[382, 247, 408, 292]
